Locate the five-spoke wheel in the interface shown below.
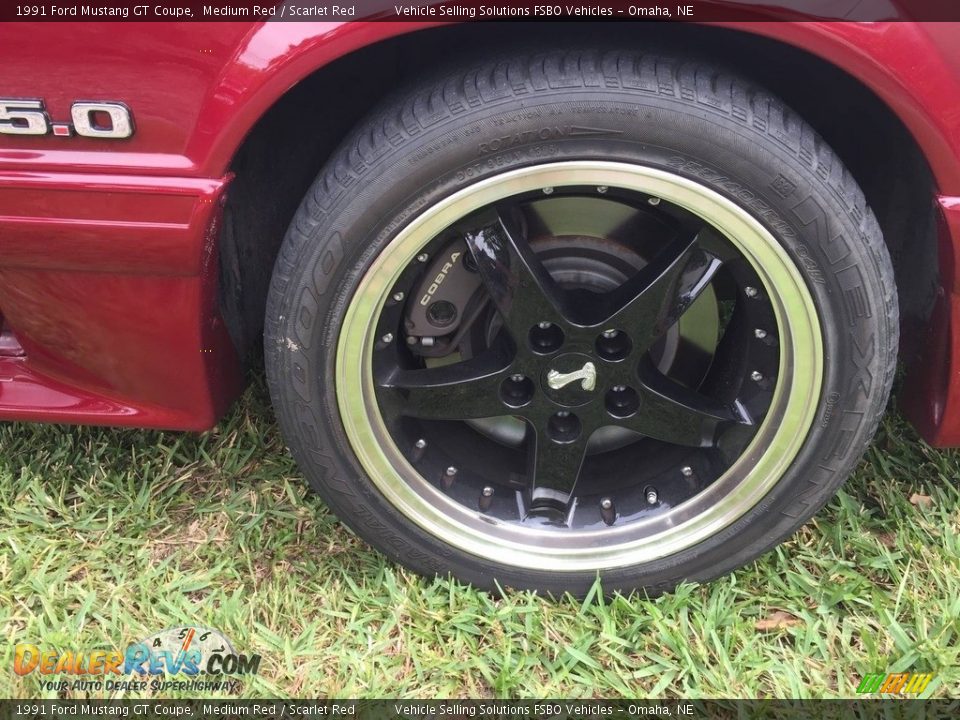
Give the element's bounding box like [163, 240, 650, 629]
[337, 162, 822, 569]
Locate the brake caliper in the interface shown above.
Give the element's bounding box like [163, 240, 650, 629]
[404, 240, 483, 356]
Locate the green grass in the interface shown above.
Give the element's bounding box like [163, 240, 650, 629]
[0, 378, 958, 699]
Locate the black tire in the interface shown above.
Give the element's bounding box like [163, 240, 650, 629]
[264, 49, 897, 596]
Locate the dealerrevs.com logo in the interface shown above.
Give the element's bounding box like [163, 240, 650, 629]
[14, 626, 261, 693]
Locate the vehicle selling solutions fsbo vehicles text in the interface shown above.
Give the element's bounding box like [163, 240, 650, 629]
[391, 5, 685, 17]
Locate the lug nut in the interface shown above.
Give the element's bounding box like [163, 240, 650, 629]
[754, 328, 767, 339]
[547, 411, 582, 443]
[744, 286, 758, 298]
[381, 333, 394, 344]
[648, 197, 661, 206]
[417, 253, 429, 263]
[542, 187, 554, 195]
[529, 321, 565, 354]
[681, 466, 693, 477]
[501, 374, 534, 408]
[646, 488, 659, 505]
[751, 371, 763, 382]
[606, 384, 640, 418]
[597, 186, 608, 194]
[596, 327, 632, 362]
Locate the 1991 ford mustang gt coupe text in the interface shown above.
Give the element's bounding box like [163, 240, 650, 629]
[1, 7, 959, 594]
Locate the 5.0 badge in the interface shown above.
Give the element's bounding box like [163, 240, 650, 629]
[0, 98, 134, 138]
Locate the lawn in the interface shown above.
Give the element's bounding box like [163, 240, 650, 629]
[1, 377, 958, 699]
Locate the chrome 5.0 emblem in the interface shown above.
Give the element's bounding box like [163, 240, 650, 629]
[0, 98, 134, 139]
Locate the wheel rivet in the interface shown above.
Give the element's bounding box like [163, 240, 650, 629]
[393, 291, 405, 302]
[442, 467, 456, 489]
[542, 187, 554, 195]
[538, 321, 551, 329]
[745, 286, 758, 298]
[511, 374, 525, 382]
[479, 486, 494, 511]
[648, 197, 661, 206]
[754, 328, 767, 339]
[646, 488, 659, 505]
[681, 466, 693, 477]
[417, 253, 429, 263]
[602, 329, 617, 339]
[597, 186, 608, 194]
[412, 438, 427, 462]
[406, 336, 418, 345]
[600, 497, 616, 525]
[751, 371, 763, 382]
[381, 333, 394, 344]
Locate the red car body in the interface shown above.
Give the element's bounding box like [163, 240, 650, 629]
[2, 19, 959, 444]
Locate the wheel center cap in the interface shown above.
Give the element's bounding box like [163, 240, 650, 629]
[547, 361, 597, 391]
[542, 353, 598, 407]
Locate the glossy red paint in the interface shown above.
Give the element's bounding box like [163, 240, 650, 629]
[0, 171, 242, 429]
[902, 197, 960, 447]
[1, 19, 959, 441]
[0, 172, 223, 275]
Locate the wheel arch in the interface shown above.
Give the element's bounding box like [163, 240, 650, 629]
[215, 21, 949, 440]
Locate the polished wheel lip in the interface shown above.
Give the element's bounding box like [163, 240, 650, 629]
[336, 161, 823, 571]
